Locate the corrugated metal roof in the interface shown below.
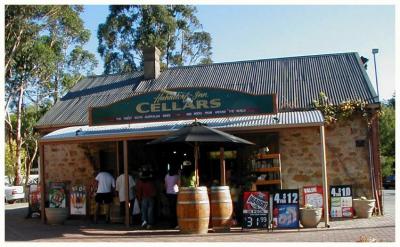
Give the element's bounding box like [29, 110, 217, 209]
[36, 52, 377, 128]
[41, 110, 324, 142]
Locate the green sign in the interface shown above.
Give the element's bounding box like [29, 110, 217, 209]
[89, 88, 277, 126]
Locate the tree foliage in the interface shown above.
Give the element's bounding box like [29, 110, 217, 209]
[98, 5, 212, 74]
[379, 95, 395, 177]
[5, 5, 97, 185]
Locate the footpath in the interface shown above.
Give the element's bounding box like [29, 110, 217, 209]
[5, 202, 395, 242]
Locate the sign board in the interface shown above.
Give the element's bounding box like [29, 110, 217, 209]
[29, 185, 41, 214]
[272, 189, 300, 229]
[330, 185, 353, 218]
[49, 182, 67, 208]
[303, 185, 324, 211]
[70, 185, 87, 215]
[90, 88, 277, 125]
[242, 191, 270, 229]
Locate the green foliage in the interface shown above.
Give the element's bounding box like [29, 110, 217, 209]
[5, 5, 97, 185]
[5, 140, 26, 184]
[98, 5, 212, 74]
[313, 92, 372, 125]
[379, 96, 395, 176]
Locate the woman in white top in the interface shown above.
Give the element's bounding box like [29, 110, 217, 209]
[164, 166, 180, 228]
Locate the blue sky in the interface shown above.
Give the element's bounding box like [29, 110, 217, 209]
[80, 5, 395, 100]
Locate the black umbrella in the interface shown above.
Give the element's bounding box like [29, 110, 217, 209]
[147, 121, 254, 186]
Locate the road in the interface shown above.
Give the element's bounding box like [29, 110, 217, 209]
[5, 190, 396, 242]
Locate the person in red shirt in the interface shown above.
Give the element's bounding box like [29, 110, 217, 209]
[136, 170, 157, 229]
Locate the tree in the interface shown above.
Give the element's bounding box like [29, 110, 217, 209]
[379, 95, 395, 177]
[98, 5, 212, 74]
[5, 5, 97, 185]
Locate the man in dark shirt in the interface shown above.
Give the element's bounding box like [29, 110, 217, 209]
[136, 171, 157, 229]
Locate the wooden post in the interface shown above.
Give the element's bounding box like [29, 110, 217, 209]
[370, 112, 382, 215]
[194, 142, 199, 187]
[39, 144, 46, 223]
[220, 147, 226, 186]
[320, 126, 330, 227]
[116, 142, 120, 176]
[123, 140, 130, 227]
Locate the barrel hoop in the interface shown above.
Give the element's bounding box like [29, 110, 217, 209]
[211, 217, 231, 220]
[211, 200, 232, 203]
[179, 217, 210, 221]
[179, 191, 208, 194]
[177, 200, 209, 204]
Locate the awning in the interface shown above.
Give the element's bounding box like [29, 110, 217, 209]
[40, 110, 324, 143]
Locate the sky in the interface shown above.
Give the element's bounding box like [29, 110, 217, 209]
[80, 5, 395, 101]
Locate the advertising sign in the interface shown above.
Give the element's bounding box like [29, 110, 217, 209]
[242, 191, 270, 229]
[49, 182, 67, 208]
[29, 185, 41, 214]
[303, 185, 324, 210]
[272, 189, 300, 229]
[70, 185, 87, 215]
[90, 88, 277, 125]
[330, 185, 353, 218]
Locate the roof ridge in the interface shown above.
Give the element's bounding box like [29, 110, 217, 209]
[164, 51, 359, 71]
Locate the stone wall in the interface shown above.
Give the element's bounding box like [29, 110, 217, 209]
[279, 115, 372, 203]
[43, 142, 116, 187]
[44, 143, 94, 185]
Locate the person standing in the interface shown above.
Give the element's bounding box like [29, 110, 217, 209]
[115, 172, 136, 222]
[94, 169, 115, 223]
[136, 170, 157, 229]
[164, 167, 180, 228]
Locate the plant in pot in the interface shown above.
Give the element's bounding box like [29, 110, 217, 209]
[352, 196, 376, 218]
[300, 204, 322, 228]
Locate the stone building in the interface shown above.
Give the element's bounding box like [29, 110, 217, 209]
[36, 48, 381, 226]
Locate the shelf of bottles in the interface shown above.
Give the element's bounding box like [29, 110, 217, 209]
[250, 148, 282, 190]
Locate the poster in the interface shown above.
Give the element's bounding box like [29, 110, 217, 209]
[242, 191, 270, 229]
[49, 182, 67, 208]
[272, 189, 300, 229]
[70, 185, 87, 215]
[330, 185, 353, 218]
[303, 185, 324, 210]
[29, 185, 41, 214]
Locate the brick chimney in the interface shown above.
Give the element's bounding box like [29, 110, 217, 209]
[143, 47, 161, 80]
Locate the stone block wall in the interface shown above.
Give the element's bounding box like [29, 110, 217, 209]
[44, 143, 95, 186]
[279, 116, 372, 204]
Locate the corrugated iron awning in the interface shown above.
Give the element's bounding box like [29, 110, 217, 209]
[40, 110, 324, 143]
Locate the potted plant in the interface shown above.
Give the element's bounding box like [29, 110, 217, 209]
[300, 204, 322, 228]
[45, 207, 69, 225]
[353, 196, 376, 218]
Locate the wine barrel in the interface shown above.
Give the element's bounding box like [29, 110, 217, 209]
[177, 186, 210, 234]
[210, 186, 233, 231]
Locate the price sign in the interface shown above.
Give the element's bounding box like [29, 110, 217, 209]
[303, 185, 324, 210]
[330, 185, 353, 218]
[272, 189, 300, 229]
[242, 191, 270, 229]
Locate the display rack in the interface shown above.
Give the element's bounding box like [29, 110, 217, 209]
[251, 153, 282, 190]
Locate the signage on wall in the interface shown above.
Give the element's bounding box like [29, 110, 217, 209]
[330, 185, 353, 218]
[89, 88, 277, 126]
[242, 191, 270, 229]
[272, 189, 300, 229]
[303, 185, 324, 211]
[49, 182, 67, 208]
[70, 185, 87, 215]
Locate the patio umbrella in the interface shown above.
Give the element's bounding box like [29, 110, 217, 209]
[147, 121, 254, 186]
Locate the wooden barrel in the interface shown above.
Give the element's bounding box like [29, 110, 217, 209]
[177, 186, 210, 234]
[210, 186, 233, 231]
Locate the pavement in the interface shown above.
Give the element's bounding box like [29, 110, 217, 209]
[4, 190, 396, 242]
